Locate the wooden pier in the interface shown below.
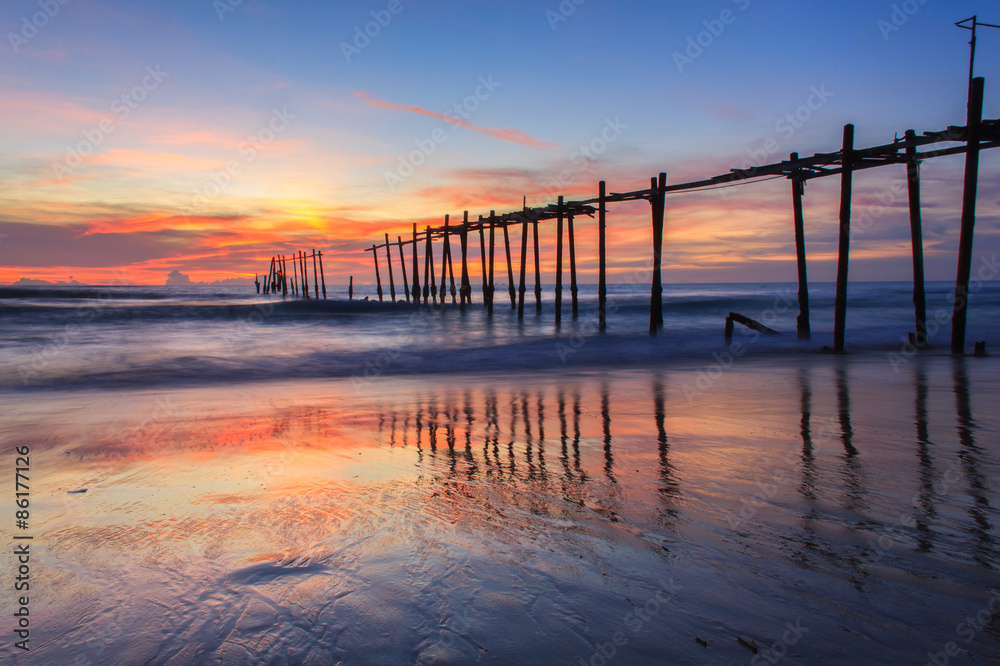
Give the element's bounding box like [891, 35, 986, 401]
[265, 78, 999, 355]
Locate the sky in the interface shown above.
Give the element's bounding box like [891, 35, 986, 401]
[0, 0, 998, 286]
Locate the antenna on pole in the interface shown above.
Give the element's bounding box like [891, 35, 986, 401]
[956, 16, 1000, 99]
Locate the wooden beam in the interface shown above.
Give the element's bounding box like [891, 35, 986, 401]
[460, 211, 471, 306]
[317, 252, 326, 299]
[349, 275, 353, 300]
[533, 219, 542, 314]
[952, 77, 985, 355]
[833, 124, 854, 352]
[439, 215, 449, 302]
[904, 130, 926, 346]
[479, 220, 488, 304]
[312, 250, 319, 299]
[791, 153, 810, 340]
[488, 211, 495, 315]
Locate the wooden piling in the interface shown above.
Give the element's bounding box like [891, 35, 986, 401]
[904, 131, 926, 346]
[301, 251, 310, 299]
[439, 215, 449, 301]
[317, 251, 326, 299]
[460, 211, 471, 306]
[555, 196, 564, 327]
[479, 220, 488, 304]
[349, 275, 353, 300]
[951, 77, 984, 356]
[833, 124, 854, 352]
[312, 250, 320, 299]
[790, 153, 810, 340]
[397, 236, 410, 303]
[411, 223, 420, 302]
[255, 272, 260, 294]
[425, 225, 436, 304]
[487, 212, 495, 315]
[384, 233, 397, 302]
[282, 255, 289, 297]
[503, 223, 516, 308]
[371, 244, 383, 302]
[568, 213, 578, 319]
[649, 173, 666, 335]
[533, 219, 542, 314]
[518, 218, 528, 319]
[599, 181, 607, 331]
[445, 217, 457, 303]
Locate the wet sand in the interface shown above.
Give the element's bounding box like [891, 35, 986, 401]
[1, 354, 998, 664]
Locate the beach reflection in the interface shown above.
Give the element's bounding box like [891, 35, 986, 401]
[4, 358, 999, 664]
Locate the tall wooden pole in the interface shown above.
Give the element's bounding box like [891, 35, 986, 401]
[411, 223, 420, 302]
[649, 173, 666, 334]
[446, 224, 457, 303]
[349, 275, 353, 300]
[460, 211, 471, 306]
[312, 250, 320, 299]
[599, 180, 607, 331]
[397, 236, 410, 302]
[518, 217, 528, 319]
[439, 215, 450, 301]
[568, 213, 578, 319]
[301, 251, 310, 299]
[904, 131, 926, 346]
[791, 153, 810, 340]
[533, 219, 542, 314]
[833, 124, 855, 352]
[384, 233, 396, 302]
[488, 212, 496, 315]
[952, 77, 984, 355]
[503, 223, 516, 308]
[317, 252, 326, 299]
[371, 245, 383, 302]
[555, 196, 564, 327]
[479, 219, 488, 304]
[426, 225, 436, 304]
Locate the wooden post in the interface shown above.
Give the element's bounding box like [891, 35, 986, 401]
[488, 212, 496, 315]
[904, 131, 926, 346]
[439, 215, 449, 301]
[791, 153, 810, 340]
[951, 77, 984, 356]
[312, 250, 320, 299]
[301, 251, 310, 299]
[649, 173, 666, 335]
[533, 219, 542, 314]
[371, 245, 383, 302]
[384, 234, 396, 302]
[518, 217, 528, 319]
[724, 315, 734, 344]
[397, 236, 410, 303]
[479, 219, 488, 304]
[568, 213, 578, 319]
[555, 196, 564, 327]
[460, 211, 471, 306]
[599, 180, 607, 331]
[349, 275, 353, 300]
[503, 223, 516, 308]
[447, 224, 457, 304]
[281, 255, 288, 297]
[833, 124, 854, 352]
[317, 251, 326, 299]
[264, 257, 272, 294]
[255, 273, 260, 294]
[411, 223, 420, 302]
[425, 225, 436, 304]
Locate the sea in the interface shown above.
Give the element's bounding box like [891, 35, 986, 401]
[1, 280, 998, 664]
[2, 280, 998, 389]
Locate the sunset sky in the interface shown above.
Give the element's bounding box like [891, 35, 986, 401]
[1, 0, 998, 286]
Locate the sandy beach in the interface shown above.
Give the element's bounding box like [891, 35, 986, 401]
[2, 352, 997, 664]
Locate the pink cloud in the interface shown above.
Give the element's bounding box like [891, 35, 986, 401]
[353, 90, 556, 149]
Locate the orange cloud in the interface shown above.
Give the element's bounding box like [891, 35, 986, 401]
[353, 90, 556, 149]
